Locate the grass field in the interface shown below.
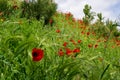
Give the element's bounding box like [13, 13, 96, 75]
[0, 1, 120, 80]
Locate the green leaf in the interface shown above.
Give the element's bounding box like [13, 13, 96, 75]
[100, 64, 110, 80]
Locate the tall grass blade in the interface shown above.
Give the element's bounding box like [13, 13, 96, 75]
[100, 64, 110, 80]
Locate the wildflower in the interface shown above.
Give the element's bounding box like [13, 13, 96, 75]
[13, 5, 19, 9]
[32, 48, 44, 61]
[81, 31, 85, 34]
[115, 40, 120, 46]
[78, 19, 83, 24]
[58, 49, 64, 56]
[65, 48, 73, 56]
[117, 43, 120, 46]
[63, 42, 68, 47]
[70, 38, 74, 42]
[70, 39, 76, 45]
[56, 29, 60, 33]
[87, 32, 90, 36]
[111, 45, 115, 48]
[65, 12, 72, 18]
[72, 18, 76, 22]
[88, 44, 93, 48]
[73, 48, 80, 53]
[78, 40, 82, 43]
[94, 44, 98, 48]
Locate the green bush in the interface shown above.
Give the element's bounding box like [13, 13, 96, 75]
[114, 31, 120, 37]
[0, 0, 9, 17]
[0, 0, 8, 11]
[82, 4, 95, 25]
[0, 0, 19, 18]
[20, 0, 57, 24]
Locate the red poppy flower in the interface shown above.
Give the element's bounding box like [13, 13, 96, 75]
[32, 48, 44, 61]
[13, 5, 19, 9]
[65, 12, 72, 18]
[81, 31, 85, 34]
[70, 38, 73, 42]
[63, 42, 68, 47]
[72, 18, 76, 22]
[78, 40, 82, 43]
[58, 49, 64, 56]
[56, 29, 60, 33]
[87, 32, 90, 36]
[70, 39, 76, 45]
[94, 44, 98, 48]
[73, 48, 80, 53]
[88, 44, 93, 48]
[65, 48, 73, 56]
[117, 43, 120, 46]
[111, 45, 115, 48]
[78, 19, 83, 24]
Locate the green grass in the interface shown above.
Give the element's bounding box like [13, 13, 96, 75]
[0, 12, 120, 80]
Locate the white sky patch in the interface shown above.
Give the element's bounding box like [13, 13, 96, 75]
[55, 0, 120, 21]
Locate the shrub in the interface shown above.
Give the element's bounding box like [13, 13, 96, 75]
[0, 0, 9, 17]
[20, 0, 57, 25]
[114, 31, 120, 37]
[82, 4, 95, 25]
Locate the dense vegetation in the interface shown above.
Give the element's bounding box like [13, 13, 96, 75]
[0, 0, 120, 80]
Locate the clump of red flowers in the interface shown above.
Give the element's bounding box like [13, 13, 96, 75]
[63, 42, 68, 47]
[72, 18, 76, 22]
[70, 39, 76, 45]
[78, 40, 82, 43]
[115, 39, 120, 46]
[94, 44, 98, 48]
[73, 48, 80, 53]
[58, 49, 64, 56]
[56, 29, 61, 33]
[78, 19, 83, 25]
[81, 31, 85, 34]
[57, 39, 82, 57]
[32, 48, 44, 61]
[88, 44, 93, 48]
[87, 32, 90, 36]
[65, 12, 72, 18]
[65, 48, 73, 56]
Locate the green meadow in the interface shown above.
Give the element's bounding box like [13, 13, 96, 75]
[0, 0, 120, 80]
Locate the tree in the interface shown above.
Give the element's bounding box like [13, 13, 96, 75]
[82, 4, 95, 25]
[20, 0, 57, 25]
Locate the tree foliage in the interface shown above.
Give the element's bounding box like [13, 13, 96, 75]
[20, 0, 57, 24]
[0, 0, 9, 17]
[83, 4, 95, 25]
